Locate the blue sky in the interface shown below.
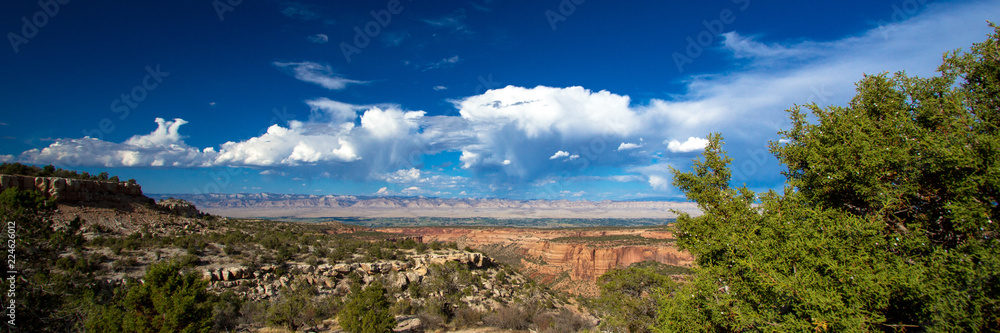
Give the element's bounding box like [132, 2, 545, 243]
[1, 0, 996, 200]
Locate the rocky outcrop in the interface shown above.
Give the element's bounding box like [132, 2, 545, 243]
[0, 174, 144, 202]
[201, 251, 494, 301]
[156, 198, 204, 218]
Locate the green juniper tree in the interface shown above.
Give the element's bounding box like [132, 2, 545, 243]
[0, 187, 88, 332]
[338, 282, 395, 333]
[593, 264, 676, 333]
[86, 262, 216, 333]
[656, 24, 999, 332]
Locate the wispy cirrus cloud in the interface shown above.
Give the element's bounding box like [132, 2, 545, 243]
[468, 0, 494, 12]
[280, 1, 322, 20]
[420, 55, 461, 71]
[422, 10, 473, 35]
[721, 32, 821, 61]
[273, 61, 366, 90]
[306, 34, 329, 44]
[381, 31, 408, 47]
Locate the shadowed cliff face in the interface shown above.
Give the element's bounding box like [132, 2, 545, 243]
[380, 226, 694, 294]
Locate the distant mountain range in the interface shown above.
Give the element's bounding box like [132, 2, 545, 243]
[149, 193, 702, 219]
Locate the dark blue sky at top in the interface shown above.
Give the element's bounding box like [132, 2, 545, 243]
[0, 0, 995, 200]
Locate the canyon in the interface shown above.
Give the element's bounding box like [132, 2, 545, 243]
[380, 226, 694, 295]
[0, 173, 696, 297]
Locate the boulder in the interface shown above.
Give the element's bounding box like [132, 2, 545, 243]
[333, 263, 352, 273]
[387, 273, 408, 290]
[404, 272, 421, 284]
[394, 316, 422, 333]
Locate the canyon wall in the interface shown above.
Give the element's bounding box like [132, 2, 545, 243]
[0, 174, 144, 202]
[523, 242, 692, 281]
[381, 226, 694, 294]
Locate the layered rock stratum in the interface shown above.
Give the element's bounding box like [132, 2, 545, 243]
[154, 193, 702, 219]
[0, 174, 144, 202]
[380, 226, 694, 295]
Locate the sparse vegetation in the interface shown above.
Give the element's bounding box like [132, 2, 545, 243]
[3, 180, 582, 332]
[339, 282, 395, 333]
[1, 187, 89, 332]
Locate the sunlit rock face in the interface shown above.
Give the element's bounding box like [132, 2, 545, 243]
[380, 226, 695, 294]
[0, 174, 144, 202]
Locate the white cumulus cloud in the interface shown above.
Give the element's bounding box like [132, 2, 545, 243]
[14, 118, 213, 168]
[666, 137, 709, 153]
[617, 142, 643, 151]
[648, 175, 670, 190]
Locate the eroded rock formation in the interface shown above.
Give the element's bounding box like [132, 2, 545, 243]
[0, 174, 143, 202]
[380, 226, 694, 294]
[524, 242, 692, 281]
[156, 198, 204, 218]
[200, 250, 498, 303]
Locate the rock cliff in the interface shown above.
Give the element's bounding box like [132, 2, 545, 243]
[523, 242, 692, 281]
[156, 198, 205, 218]
[0, 174, 144, 202]
[0, 174, 215, 234]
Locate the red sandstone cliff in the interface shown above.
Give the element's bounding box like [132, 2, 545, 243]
[380, 226, 694, 294]
[523, 241, 692, 281]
